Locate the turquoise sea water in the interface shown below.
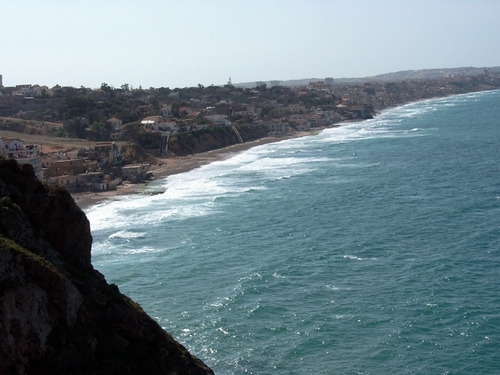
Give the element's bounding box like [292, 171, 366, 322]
[87, 90, 500, 374]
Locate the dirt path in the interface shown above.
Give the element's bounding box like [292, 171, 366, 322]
[0, 130, 95, 153]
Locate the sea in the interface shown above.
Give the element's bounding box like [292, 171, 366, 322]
[86, 90, 500, 374]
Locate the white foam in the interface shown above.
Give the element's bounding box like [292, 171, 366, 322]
[343, 254, 363, 261]
[127, 246, 159, 255]
[325, 285, 351, 291]
[108, 230, 146, 240]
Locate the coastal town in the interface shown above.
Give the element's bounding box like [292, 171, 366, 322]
[1, 67, 500, 195]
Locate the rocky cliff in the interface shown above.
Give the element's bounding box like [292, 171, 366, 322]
[0, 159, 214, 375]
[168, 125, 267, 156]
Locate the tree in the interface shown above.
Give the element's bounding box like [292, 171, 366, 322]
[58, 97, 95, 120]
[100, 82, 113, 93]
[63, 118, 86, 138]
[148, 96, 160, 110]
[91, 121, 105, 132]
[257, 83, 267, 91]
[170, 101, 188, 118]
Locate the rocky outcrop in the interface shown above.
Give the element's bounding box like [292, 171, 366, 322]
[168, 125, 267, 156]
[0, 159, 214, 375]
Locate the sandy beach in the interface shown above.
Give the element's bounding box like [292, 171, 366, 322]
[72, 131, 317, 210]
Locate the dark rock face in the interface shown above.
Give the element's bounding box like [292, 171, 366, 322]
[168, 125, 267, 156]
[0, 159, 214, 375]
[0, 159, 92, 268]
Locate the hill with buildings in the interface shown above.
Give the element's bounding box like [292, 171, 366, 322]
[0, 66, 499, 194]
[233, 66, 500, 87]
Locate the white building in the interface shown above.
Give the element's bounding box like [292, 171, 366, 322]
[158, 121, 178, 133]
[266, 122, 289, 137]
[206, 114, 231, 127]
[12, 84, 49, 98]
[141, 116, 162, 130]
[1, 138, 43, 180]
[160, 105, 173, 118]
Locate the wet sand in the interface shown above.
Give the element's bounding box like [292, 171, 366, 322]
[72, 132, 316, 210]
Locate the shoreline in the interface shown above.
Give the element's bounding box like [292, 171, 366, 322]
[72, 130, 319, 210]
[64, 88, 500, 210]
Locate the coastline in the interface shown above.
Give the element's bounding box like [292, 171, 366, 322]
[64, 88, 500, 211]
[72, 130, 317, 210]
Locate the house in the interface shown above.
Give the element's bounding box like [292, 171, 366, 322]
[120, 164, 150, 183]
[232, 105, 256, 119]
[291, 119, 311, 131]
[1, 138, 43, 180]
[286, 104, 306, 114]
[158, 121, 178, 134]
[11, 84, 49, 98]
[266, 121, 289, 136]
[206, 114, 231, 127]
[141, 116, 162, 130]
[106, 117, 122, 132]
[175, 119, 194, 133]
[308, 81, 333, 93]
[160, 105, 173, 118]
[43, 168, 118, 192]
[60, 175, 83, 191]
[44, 158, 86, 177]
[94, 142, 121, 166]
[178, 107, 192, 117]
[93, 181, 108, 191]
[186, 111, 202, 120]
[345, 105, 373, 120]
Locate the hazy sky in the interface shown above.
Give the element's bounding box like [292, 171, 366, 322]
[2, 0, 499, 89]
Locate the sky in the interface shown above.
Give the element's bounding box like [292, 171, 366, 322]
[1, 0, 499, 89]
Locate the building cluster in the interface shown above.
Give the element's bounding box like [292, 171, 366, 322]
[128, 78, 362, 138]
[7, 72, 486, 142]
[1, 77, 362, 140]
[1, 70, 499, 190]
[0, 138, 42, 179]
[1, 137, 151, 191]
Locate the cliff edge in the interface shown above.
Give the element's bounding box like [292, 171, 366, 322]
[0, 159, 214, 375]
[168, 125, 267, 156]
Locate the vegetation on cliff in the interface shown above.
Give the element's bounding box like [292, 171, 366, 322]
[0, 159, 214, 375]
[168, 125, 267, 156]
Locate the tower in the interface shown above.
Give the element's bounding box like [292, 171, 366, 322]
[0, 75, 3, 88]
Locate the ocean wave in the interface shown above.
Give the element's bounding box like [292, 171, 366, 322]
[343, 254, 363, 261]
[108, 230, 146, 240]
[127, 246, 158, 255]
[272, 272, 287, 279]
[325, 285, 352, 291]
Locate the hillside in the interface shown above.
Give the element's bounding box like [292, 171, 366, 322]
[168, 125, 267, 156]
[233, 66, 500, 87]
[0, 159, 214, 375]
